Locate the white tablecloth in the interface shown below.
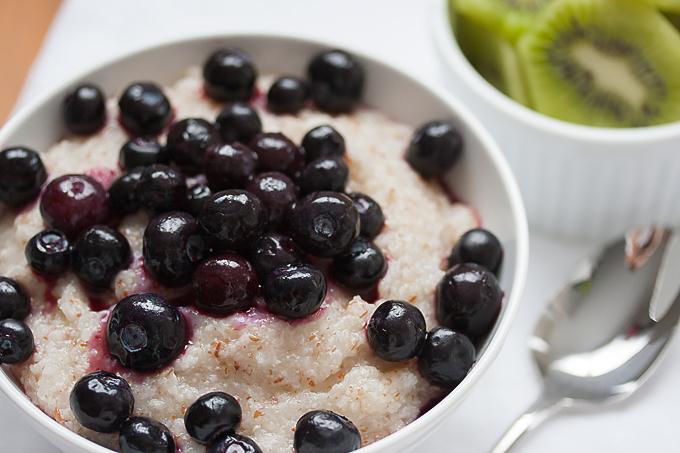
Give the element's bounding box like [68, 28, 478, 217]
[3, 1, 679, 451]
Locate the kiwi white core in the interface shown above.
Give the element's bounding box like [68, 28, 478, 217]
[570, 42, 647, 110]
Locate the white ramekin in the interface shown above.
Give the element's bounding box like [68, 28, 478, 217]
[431, 0, 680, 241]
[0, 33, 528, 453]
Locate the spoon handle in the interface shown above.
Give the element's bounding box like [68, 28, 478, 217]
[489, 393, 567, 453]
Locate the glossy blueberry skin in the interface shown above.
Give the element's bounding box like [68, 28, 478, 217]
[108, 168, 143, 215]
[192, 254, 259, 316]
[204, 143, 258, 191]
[63, 84, 106, 135]
[184, 391, 242, 444]
[249, 132, 305, 177]
[136, 164, 187, 215]
[107, 292, 187, 371]
[72, 226, 131, 290]
[166, 118, 219, 175]
[366, 300, 426, 362]
[0, 318, 34, 364]
[207, 433, 263, 453]
[0, 277, 30, 321]
[301, 125, 345, 162]
[331, 237, 386, 291]
[40, 174, 109, 238]
[297, 157, 349, 195]
[267, 76, 309, 114]
[197, 189, 266, 252]
[436, 263, 502, 339]
[448, 228, 503, 275]
[0, 146, 47, 207]
[245, 172, 297, 230]
[118, 82, 172, 135]
[119, 136, 166, 169]
[69, 370, 134, 433]
[263, 264, 326, 319]
[288, 191, 360, 258]
[405, 121, 463, 178]
[246, 233, 304, 281]
[215, 102, 262, 144]
[347, 193, 384, 240]
[307, 50, 364, 114]
[186, 184, 212, 217]
[203, 49, 257, 102]
[25, 229, 71, 277]
[144, 212, 208, 287]
[294, 410, 361, 453]
[417, 326, 475, 388]
[119, 416, 176, 453]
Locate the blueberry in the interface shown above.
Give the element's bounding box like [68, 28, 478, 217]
[184, 392, 242, 444]
[267, 76, 308, 114]
[166, 118, 219, 175]
[347, 193, 384, 239]
[263, 264, 326, 319]
[436, 263, 502, 339]
[417, 326, 475, 388]
[72, 226, 131, 290]
[245, 172, 297, 230]
[119, 136, 166, 169]
[136, 164, 187, 215]
[119, 416, 175, 453]
[249, 132, 305, 177]
[204, 143, 258, 191]
[107, 292, 187, 371]
[0, 318, 34, 364]
[203, 49, 257, 102]
[62, 84, 106, 135]
[366, 300, 426, 362]
[331, 237, 386, 291]
[300, 125, 345, 162]
[288, 192, 359, 258]
[215, 102, 262, 144]
[297, 157, 349, 195]
[186, 184, 212, 217]
[144, 212, 208, 287]
[118, 82, 172, 135]
[0, 277, 30, 321]
[207, 433, 263, 453]
[25, 229, 71, 277]
[294, 410, 361, 453]
[40, 174, 109, 238]
[307, 50, 364, 114]
[108, 168, 143, 215]
[448, 228, 503, 274]
[405, 121, 463, 178]
[197, 189, 266, 253]
[246, 233, 304, 281]
[0, 146, 47, 207]
[69, 370, 134, 433]
[192, 254, 258, 316]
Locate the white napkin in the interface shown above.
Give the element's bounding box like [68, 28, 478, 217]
[5, 1, 680, 452]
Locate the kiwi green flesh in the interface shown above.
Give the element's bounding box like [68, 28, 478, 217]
[455, 0, 556, 43]
[517, 0, 680, 128]
[454, 12, 531, 106]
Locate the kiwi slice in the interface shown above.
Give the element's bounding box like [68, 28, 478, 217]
[517, 0, 680, 128]
[454, 11, 531, 106]
[455, 0, 556, 44]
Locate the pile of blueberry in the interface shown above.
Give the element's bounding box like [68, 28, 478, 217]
[0, 278, 34, 365]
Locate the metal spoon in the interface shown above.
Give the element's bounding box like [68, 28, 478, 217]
[491, 226, 680, 453]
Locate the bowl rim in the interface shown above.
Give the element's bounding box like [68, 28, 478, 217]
[429, 0, 680, 145]
[0, 31, 529, 453]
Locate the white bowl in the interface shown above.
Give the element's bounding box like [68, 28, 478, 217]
[431, 0, 680, 240]
[0, 33, 528, 453]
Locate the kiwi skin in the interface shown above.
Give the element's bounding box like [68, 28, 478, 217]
[517, 0, 680, 128]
